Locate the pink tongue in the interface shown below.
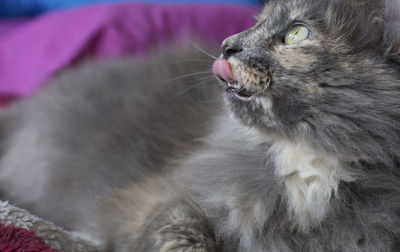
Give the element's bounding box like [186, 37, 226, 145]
[212, 59, 234, 82]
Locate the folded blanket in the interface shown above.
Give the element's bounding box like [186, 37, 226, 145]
[0, 225, 60, 252]
[0, 201, 98, 252]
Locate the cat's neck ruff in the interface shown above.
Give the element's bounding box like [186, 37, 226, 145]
[269, 138, 355, 231]
[212, 112, 355, 231]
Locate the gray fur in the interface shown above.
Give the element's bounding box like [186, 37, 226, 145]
[0, 47, 222, 236]
[2, 0, 400, 251]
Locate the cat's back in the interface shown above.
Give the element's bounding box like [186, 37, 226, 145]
[0, 46, 221, 233]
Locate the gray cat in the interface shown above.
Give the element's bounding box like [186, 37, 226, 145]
[1, 0, 400, 251]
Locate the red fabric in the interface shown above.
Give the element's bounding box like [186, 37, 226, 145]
[0, 224, 60, 252]
[0, 96, 16, 107]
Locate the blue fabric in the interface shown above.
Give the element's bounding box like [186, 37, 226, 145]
[0, 0, 262, 17]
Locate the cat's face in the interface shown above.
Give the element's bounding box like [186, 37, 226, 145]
[215, 0, 400, 158]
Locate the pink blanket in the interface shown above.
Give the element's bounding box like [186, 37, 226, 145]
[0, 3, 259, 98]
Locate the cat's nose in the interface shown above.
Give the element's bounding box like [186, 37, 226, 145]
[222, 43, 242, 59]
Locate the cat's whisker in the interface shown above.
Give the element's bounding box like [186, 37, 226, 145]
[161, 71, 213, 84]
[194, 81, 223, 89]
[197, 83, 223, 89]
[171, 78, 219, 98]
[188, 41, 219, 60]
[187, 75, 225, 87]
[169, 59, 212, 64]
[195, 76, 218, 81]
[180, 75, 218, 85]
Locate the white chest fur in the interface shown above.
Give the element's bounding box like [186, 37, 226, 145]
[269, 140, 354, 231]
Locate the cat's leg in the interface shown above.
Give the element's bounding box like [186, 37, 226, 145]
[134, 200, 217, 252]
[101, 177, 218, 252]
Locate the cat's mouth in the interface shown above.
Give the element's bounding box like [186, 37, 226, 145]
[212, 59, 255, 101]
[224, 80, 254, 101]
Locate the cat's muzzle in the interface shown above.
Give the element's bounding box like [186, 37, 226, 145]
[212, 58, 257, 101]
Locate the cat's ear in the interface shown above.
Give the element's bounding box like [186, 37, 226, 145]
[385, 0, 400, 54]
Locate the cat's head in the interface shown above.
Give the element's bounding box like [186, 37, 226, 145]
[213, 0, 400, 162]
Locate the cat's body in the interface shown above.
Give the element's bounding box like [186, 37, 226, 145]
[1, 0, 400, 251]
[0, 50, 222, 236]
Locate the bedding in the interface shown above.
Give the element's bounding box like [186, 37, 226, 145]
[0, 201, 98, 251]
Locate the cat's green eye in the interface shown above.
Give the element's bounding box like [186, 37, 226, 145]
[284, 24, 310, 45]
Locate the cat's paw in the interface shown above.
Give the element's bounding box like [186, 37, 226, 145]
[154, 222, 217, 252]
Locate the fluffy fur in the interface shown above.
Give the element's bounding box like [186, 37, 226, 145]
[1, 0, 400, 251]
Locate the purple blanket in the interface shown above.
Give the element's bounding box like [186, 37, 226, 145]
[0, 20, 27, 37]
[0, 3, 259, 98]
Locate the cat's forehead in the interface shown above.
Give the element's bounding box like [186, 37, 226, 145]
[256, 0, 316, 34]
[256, 0, 371, 29]
[254, 0, 389, 42]
[258, 0, 308, 22]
